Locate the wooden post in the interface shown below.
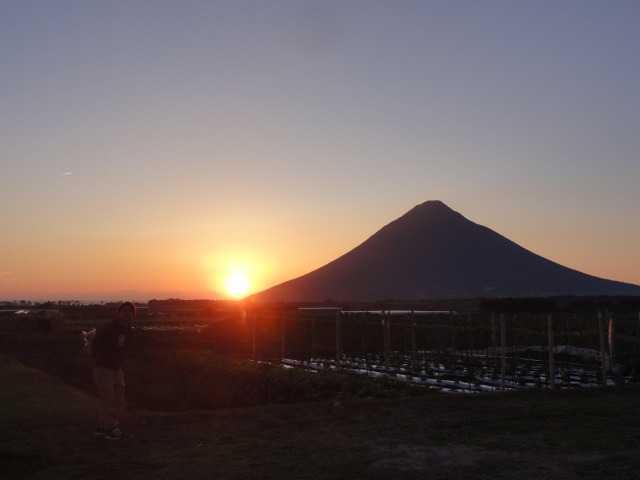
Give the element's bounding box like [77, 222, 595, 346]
[500, 314, 506, 392]
[598, 311, 608, 386]
[608, 315, 615, 368]
[384, 311, 390, 374]
[411, 311, 417, 372]
[449, 310, 455, 365]
[335, 310, 342, 369]
[281, 313, 286, 360]
[251, 312, 256, 361]
[491, 312, 497, 359]
[467, 314, 473, 375]
[362, 312, 369, 372]
[548, 314, 555, 390]
[311, 316, 316, 359]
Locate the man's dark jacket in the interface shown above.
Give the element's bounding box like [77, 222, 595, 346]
[91, 319, 133, 369]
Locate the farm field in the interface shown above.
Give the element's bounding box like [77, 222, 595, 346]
[2, 356, 640, 480]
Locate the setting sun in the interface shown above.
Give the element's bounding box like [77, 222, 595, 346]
[205, 247, 276, 299]
[225, 273, 251, 298]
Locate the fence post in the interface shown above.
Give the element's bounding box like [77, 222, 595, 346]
[281, 312, 286, 359]
[548, 314, 555, 390]
[361, 312, 369, 372]
[500, 314, 506, 392]
[598, 311, 608, 386]
[251, 312, 256, 361]
[466, 313, 473, 375]
[608, 315, 615, 369]
[383, 311, 390, 374]
[311, 316, 316, 359]
[411, 311, 417, 372]
[335, 310, 342, 369]
[491, 312, 497, 359]
[449, 310, 455, 365]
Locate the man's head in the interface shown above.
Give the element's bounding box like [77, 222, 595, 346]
[118, 301, 136, 322]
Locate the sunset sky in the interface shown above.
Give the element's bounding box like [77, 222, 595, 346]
[2, 1, 640, 302]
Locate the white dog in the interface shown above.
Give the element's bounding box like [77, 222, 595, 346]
[79, 328, 96, 356]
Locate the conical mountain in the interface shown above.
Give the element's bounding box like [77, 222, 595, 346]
[248, 201, 640, 302]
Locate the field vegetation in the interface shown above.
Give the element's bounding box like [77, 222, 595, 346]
[2, 354, 639, 479]
[1, 300, 640, 478]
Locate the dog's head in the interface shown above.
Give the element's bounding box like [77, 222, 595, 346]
[80, 328, 96, 355]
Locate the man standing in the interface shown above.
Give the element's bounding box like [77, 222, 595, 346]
[92, 301, 136, 440]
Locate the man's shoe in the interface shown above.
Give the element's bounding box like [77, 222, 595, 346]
[106, 428, 123, 440]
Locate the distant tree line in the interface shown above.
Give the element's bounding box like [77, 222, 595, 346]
[147, 298, 235, 309]
[0, 300, 85, 307]
[3, 295, 639, 316]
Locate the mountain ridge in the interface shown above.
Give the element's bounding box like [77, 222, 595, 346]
[248, 201, 640, 302]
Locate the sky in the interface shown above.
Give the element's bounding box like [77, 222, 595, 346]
[2, 0, 640, 302]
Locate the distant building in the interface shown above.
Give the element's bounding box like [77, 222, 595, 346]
[0, 309, 64, 332]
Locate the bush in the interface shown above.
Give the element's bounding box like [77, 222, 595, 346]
[124, 349, 429, 411]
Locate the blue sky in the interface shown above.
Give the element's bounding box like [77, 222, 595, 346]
[2, 1, 640, 301]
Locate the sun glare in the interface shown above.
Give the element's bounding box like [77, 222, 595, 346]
[225, 273, 251, 298]
[206, 248, 273, 299]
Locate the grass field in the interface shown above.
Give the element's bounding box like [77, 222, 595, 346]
[1, 355, 640, 479]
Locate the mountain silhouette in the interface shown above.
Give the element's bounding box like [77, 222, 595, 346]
[248, 201, 640, 302]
